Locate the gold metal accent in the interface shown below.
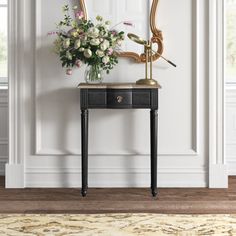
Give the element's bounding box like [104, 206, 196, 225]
[128, 33, 176, 68]
[128, 34, 159, 85]
[79, 0, 164, 63]
[136, 79, 159, 86]
[117, 96, 123, 103]
[127, 33, 147, 45]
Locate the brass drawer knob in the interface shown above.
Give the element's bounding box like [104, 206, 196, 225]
[117, 96, 123, 103]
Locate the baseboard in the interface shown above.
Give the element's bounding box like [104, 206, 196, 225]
[25, 167, 207, 188]
[209, 164, 228, 188]
[5, 164, 24, 188]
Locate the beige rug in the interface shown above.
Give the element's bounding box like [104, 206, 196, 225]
[0, 214, 236, 236]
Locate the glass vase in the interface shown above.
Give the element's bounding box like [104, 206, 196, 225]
[84, 64, 103, 84]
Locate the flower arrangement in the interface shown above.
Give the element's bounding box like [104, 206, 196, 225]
[52, 4, 127, 82]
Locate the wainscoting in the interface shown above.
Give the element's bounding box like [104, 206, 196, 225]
[3, 88, 236, 181]
[226, 88, 236, 175]
[0, 90, 8, 176]
[6, 0, 212, 188]
[4, 0, 229, 188]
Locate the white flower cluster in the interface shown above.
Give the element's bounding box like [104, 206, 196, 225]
[54, 6, 125, 75]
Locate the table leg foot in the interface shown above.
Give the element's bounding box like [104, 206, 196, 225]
[151, 189, 158, 197]
[81, 189, 87, 197]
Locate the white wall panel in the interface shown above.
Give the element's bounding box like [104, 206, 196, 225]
[0, 90, 8, 175]
[36, 0, 200, 157]
[226, 89, 236, 175]
[7, 0, 209, 187]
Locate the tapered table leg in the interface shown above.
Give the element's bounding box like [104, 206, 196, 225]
[150, 109, 158, 197]
[81, 109, 88, 197]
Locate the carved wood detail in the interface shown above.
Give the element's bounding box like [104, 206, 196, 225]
[79, 0, 164, 63]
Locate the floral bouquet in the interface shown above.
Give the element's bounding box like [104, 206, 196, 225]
[52, 4, 126, 83]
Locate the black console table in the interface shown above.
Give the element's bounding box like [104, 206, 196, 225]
[78, 83, 160, 197]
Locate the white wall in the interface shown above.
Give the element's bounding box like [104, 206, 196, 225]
[0, 90, 8, 175]
[226, 88, 236, 175]
[7, 0, 211, 188]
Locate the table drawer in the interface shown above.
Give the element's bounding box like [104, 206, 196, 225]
[133, 91, 151, 107]
[107, 90, 132, 108]
[87, 90, 106, 107]
[80, 88, 158, 109]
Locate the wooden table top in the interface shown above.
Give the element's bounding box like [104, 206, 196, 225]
[78, 83, 161, 89]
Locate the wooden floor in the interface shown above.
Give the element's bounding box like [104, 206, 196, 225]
[1, 176, 236, 214]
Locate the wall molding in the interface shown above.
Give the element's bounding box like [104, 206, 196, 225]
[0, 89, 9, 176]
[225, 88, 236, 175]
[0, 157, 8, 175]
[208, 0, 228, 188]
[34, 0, 200, 157]
[226, 89, 236, 103]
[5, 0, 30, 188]
[35, 149, 199, 157]
[25, 166, 207, 188]
[25, 166, 207, 174]
[5, 164, 24, 188]
[191, 0, 200, 155]
[6, 0, 21, 187]
[0, 90, 8, 104]
[227, 160, 236, 175]
[0, 104, 7, 108]
[7, 0, 210, 188]
[0, 140, 8, 145]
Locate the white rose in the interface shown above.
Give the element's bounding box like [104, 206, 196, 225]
[82, 40, 87, 46]
[66, 51, 72, 60]
[88, 27, 99, 38]
[63, 38, 70, 49]
[99, 30, 108, 37]
[111, 34, 118, 42]
[96, 49, 104, 57]
[81, 36, 87, 46]
[121, 33, 125, 40]
[69, 29, 78, 37]
[79, 47, 85, 52]
[74, 39, 81, 49]
[84, 49, 92, 58]
[100, 39, 110, 51]
[90, 38, 100, 46]
[116, 39, 122, 46]
[102, 56, 110, 64]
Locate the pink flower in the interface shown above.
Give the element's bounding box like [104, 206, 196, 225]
[123, 21, 135, 27]
[110, 30, 118, 36]
[75, 11, 84, 19]
[66, 68, 73, 75]
[107, 48, 113, 55]
[75, 60, 82, 68]
[111, 21, 135, 30]
[47, 31, 58, 36]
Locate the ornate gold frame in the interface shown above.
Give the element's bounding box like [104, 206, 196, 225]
[79, 0, 164, 63]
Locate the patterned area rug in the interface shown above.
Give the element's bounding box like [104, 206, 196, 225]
[0, 214, 236, 236]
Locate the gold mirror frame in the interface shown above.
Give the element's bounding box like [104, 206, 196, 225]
[79, 0, 164, 63]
